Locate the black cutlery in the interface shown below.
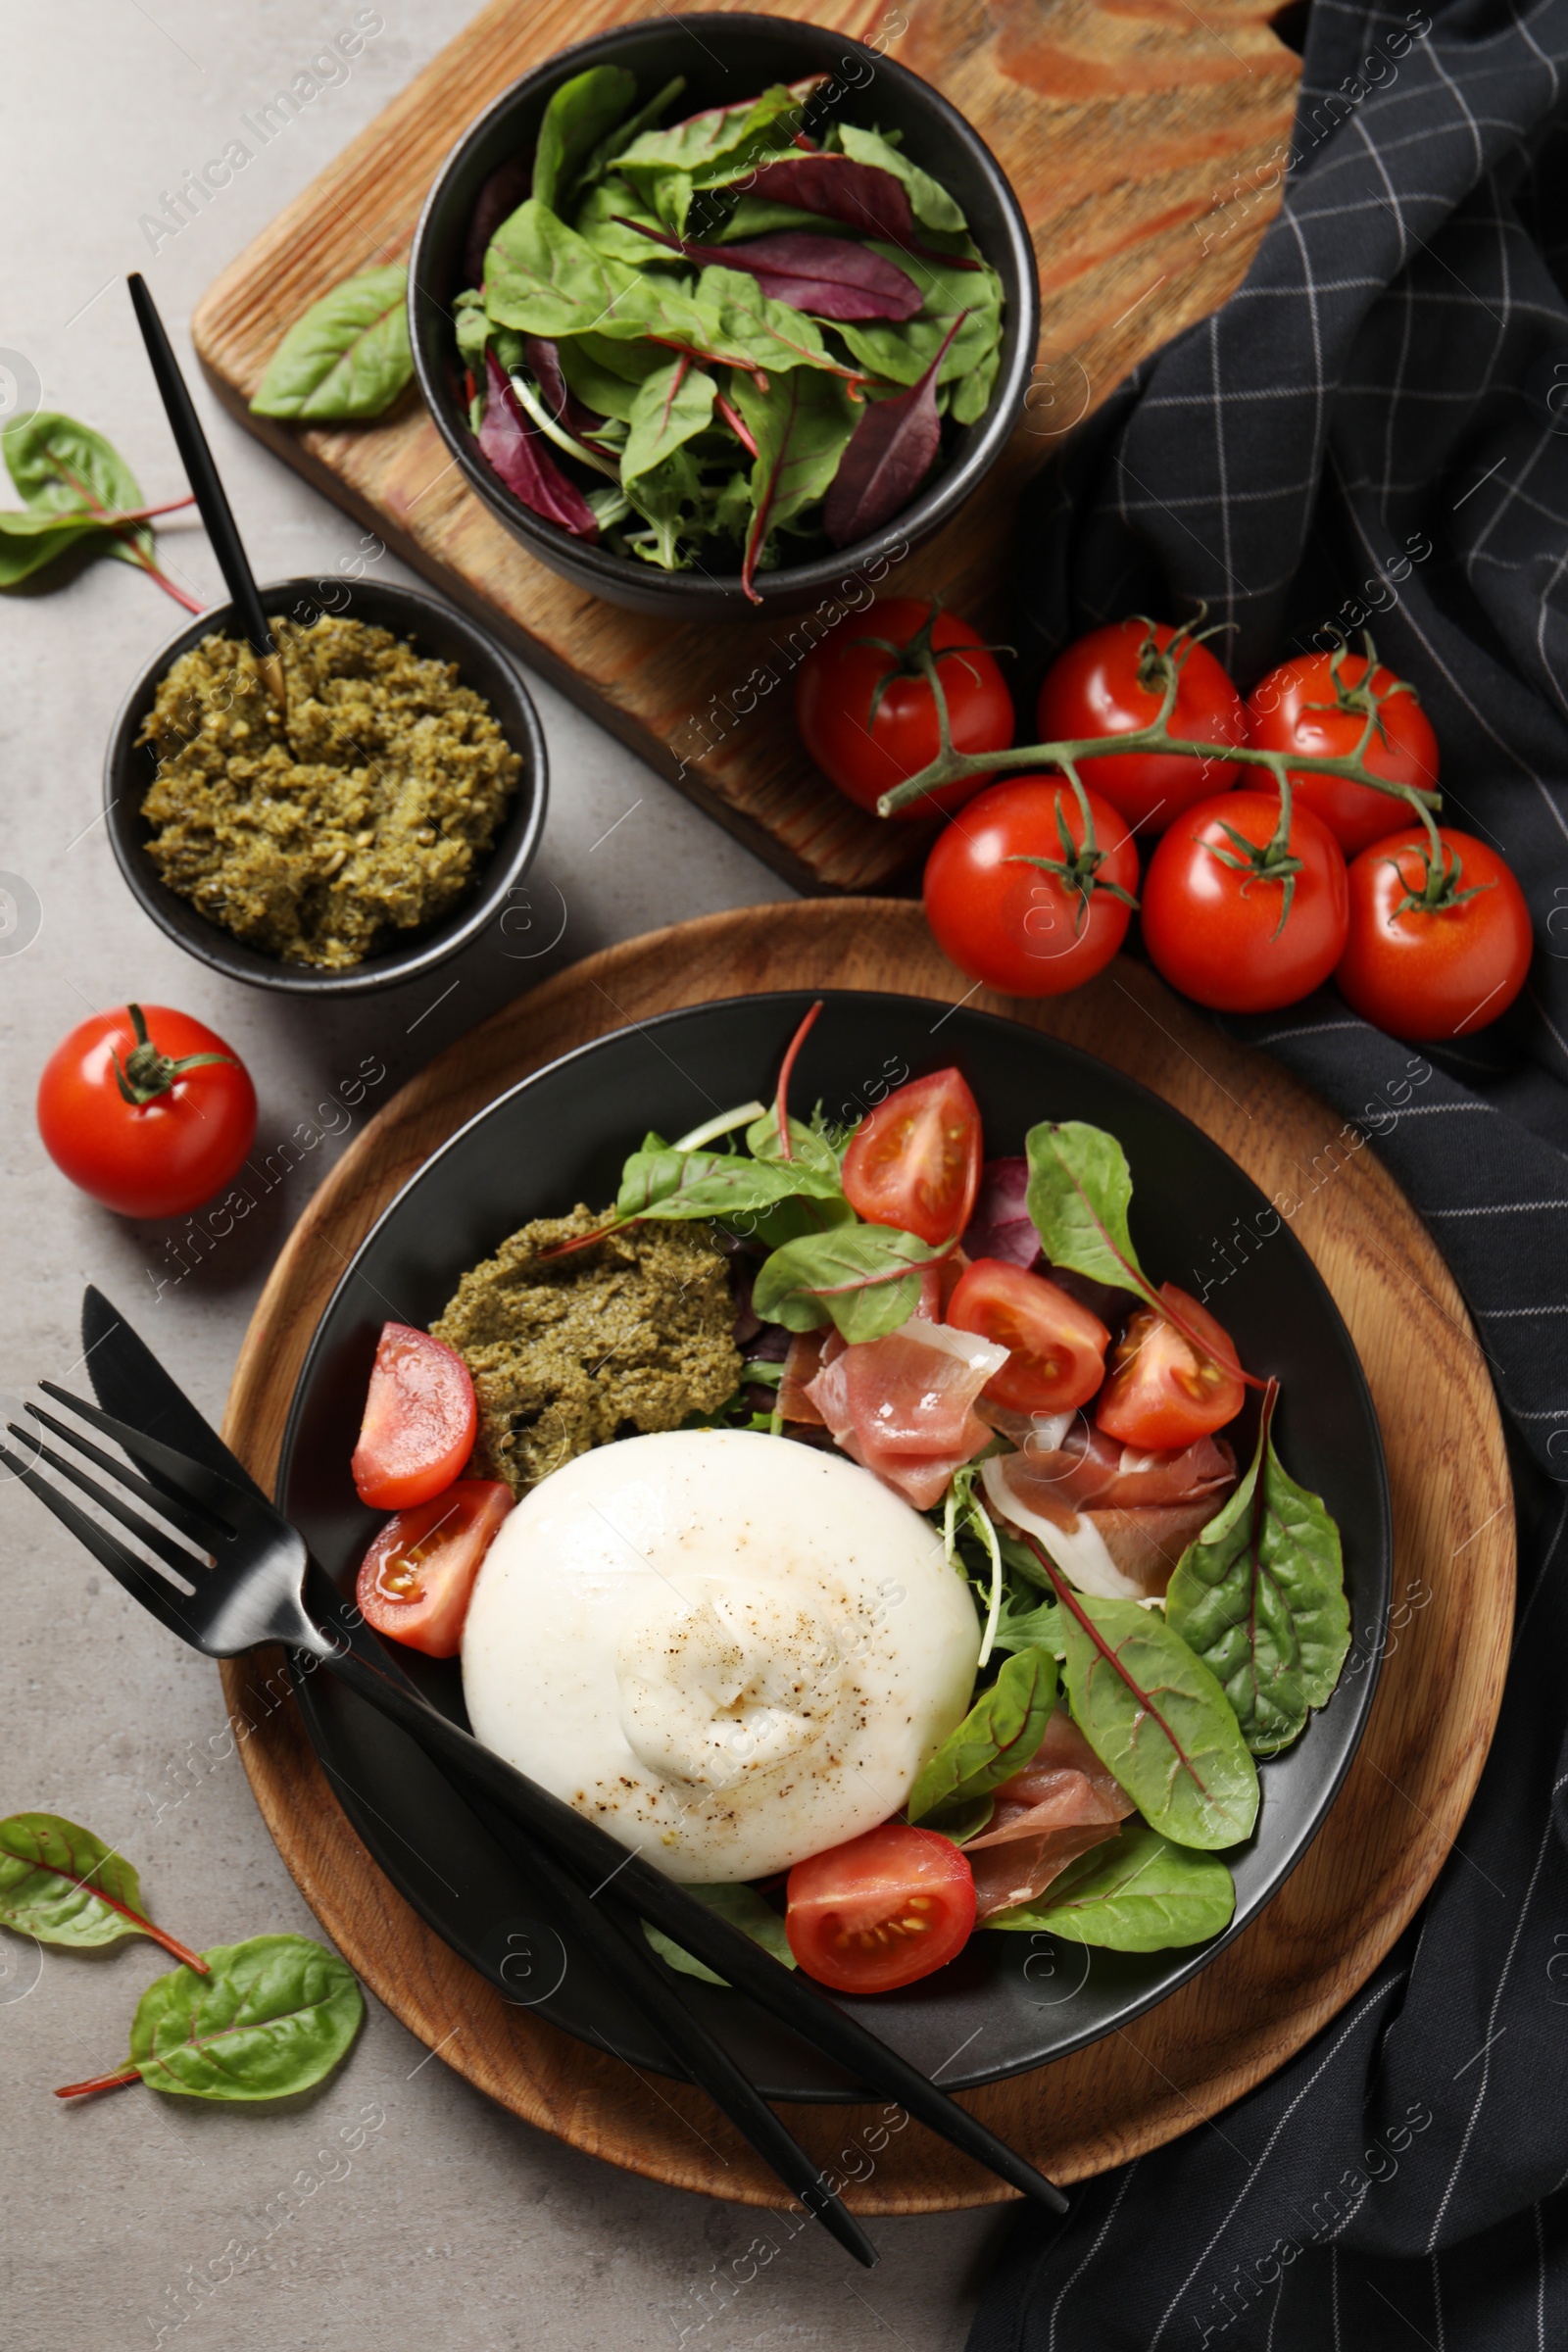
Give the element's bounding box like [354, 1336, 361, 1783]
[16, 1298, 1067, 2216]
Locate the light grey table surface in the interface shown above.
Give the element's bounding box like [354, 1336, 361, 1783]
[0, 6, 1010, 2345]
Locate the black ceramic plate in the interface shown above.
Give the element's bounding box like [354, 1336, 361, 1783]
[277, 994, 1391, 2102]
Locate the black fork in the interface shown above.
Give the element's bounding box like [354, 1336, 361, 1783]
[3, 1386, 1066, 2221]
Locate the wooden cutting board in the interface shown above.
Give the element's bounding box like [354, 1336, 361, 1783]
[191, 0, 1301, 894]
[220, 904, 1513, 2213]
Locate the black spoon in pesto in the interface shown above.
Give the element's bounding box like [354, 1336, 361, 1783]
[126, 272, 287, 716]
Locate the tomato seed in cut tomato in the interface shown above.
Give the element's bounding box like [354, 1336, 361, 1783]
[352, 1322, 478, 1510]
[840, 1068, 982, 1248]
[786, 1821, 975, 1992]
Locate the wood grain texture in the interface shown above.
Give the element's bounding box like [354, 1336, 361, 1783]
[220, 902, 1513, 2214]
[190, 0, 1300, 893]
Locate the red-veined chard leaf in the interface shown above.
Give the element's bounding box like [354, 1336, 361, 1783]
[466, 156, 533, 285]
[621, 356, 716, 486]
[524, 336, 604, 437]
[838, 248, 1004, 422]
[477, 351, 599, 537]
[823, 315, 961, 546]
[0, 1812, 205, 1969]
[751, 1221, 944, 1342]
[532, 64, 638, 214]
[1032, 1544, 1259, 1848]
[620, 219, 922, 321]
[907, 1647, 1058, 1837]
[0, 510, 109, 586]
[250, 265, 412, 420]
[610, 79, 825, 230]
[1023, 1119, 1147, 1299]
[1166, 1385, 1348, 1755]
[730, 154, 919, 248]
[729, 365, 857, 602]
[58, 1935, 363, 2102]
[4, 411, 152, 565]
[838, 123, 969, 236]
[983, 1820, 1236, 1948]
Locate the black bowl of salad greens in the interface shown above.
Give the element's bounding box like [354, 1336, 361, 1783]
[408, 13, 1039, 618]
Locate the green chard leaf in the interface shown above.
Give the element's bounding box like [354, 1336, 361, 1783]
[621, 357, 717, 485]
[484, 201, 636, 338]
[556, 328, 670, 419]
[4, 410, 151, 565]
[250, 264, 412, 420]
[983, 1822, 1236, 1949]
[1053, 1583, 1259, 1849]
[907, 1647, 1057, 1835]
[0, 1812, 196, 1961]
[572, 173, 675, 269]
[532, 65, 639, 214]
[576, 75, 688, 195]
[838, 122, 968, 233]
[730, 365, 858, 598]
[616, 1139, 840, 1221]
[0, 509, 108, 587]
[745, 1107, 845, 1179]
[696, 264, 841, 378]
[610, 82, 813, 220]
[643, 1883, 797, 1985]
[1165, 1392, 1348, 1755]
[751, 1221, 942, 1342]
[837, 245, 1003, 409]
[122, 1934, 363, 2101]
[1023, 1119, 1148, 1299]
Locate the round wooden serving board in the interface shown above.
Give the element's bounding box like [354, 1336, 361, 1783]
[220, 903, 1513, 2214]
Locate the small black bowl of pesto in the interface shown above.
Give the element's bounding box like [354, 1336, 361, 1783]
[104, 575, 549, 998]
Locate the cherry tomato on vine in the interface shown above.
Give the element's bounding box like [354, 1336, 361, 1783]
[841, 1068, 982, 1246]
[356, 1480, 513, 1657]
[785, 1821, 976, 1992]
[1245, 646, 1440, 858]
[1140, 791, 1349, 1012]
[35, 1003, 256, 1220]
[1335, 826, 1533, 1040]
[922, 776, 1140, 998]
[352, 1323, 478, 1510]
[795, 597, 1014, 820]
[1034, 617, 1246, 835]
[1096, 1284, 1246, 1450]
[947, 1258, 1110, 1413]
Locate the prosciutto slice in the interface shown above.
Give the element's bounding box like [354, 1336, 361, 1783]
[804, 1315, 1005, 1509]
[963, 1707, 1134, 1920]
[982, 1423, 1237, 1598]
[778, 1329, 829, 1425]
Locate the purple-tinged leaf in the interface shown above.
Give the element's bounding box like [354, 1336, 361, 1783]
[736, 155, 916, 246]
[822, 315, 961, 546]
[962, 1158, 1039, 1268]
[523, 335, 604, 438]
[464, 156, 532, 288]
[476, 352, 599, 539]
[619, 218, 920, 321]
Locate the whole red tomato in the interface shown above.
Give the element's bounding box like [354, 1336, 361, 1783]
[1141, 792, 1349, 1012]
[36, 1004, 257, 1219]
[923, 775, 1139, 997]
[1335, 826, 1533, 1040]
[1035, 617, 1245, 835]
[796, 597, 1014, 820]
[1245, 648, 1439, 857]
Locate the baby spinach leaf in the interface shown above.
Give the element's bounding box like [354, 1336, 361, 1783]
[1051, 1576, 1259, 1849]
[983, 1822, 1236, 1949]
[611, 82, 808, 205]
[556, 328, 670, 419]
[621, 357, 716, 486]
[577, 74, 688, 196]
[573, 173, 673, 270]
[643, 1883, 797, 1985]
[4, 411, 152, 565]
[838, 122, 967, 234]
[730, 365, 857, 601]
[907, 1647, 1057, 1829]
[1166, 1389, 1348, 1755]
[696, 265, 843, 378]
[616, 1141, 838, 1221]
[1023, 1120, 1147, 1299]
[532, 64, 638, 214]
[251, 264, 412, 420]
[119, 1934, 362, 2100]
[0, 1812, 202, 1967]
[752, 1221, 942, 1342]
[485, 201, 634, 338]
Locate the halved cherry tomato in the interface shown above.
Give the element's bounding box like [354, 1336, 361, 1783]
[356, 1480, 513, 1657]
[1335, 826, 1533, 1041]
[841, 1069, 982, 1247]
[1096, 1283, 1245, 1449]
[1245, 650, 1439, 858]
[796, 598, 1014, 820]
[785, 1822, 976, 1992]
[1035, 618, 1246, 835]
[352, 1323, 477, 1509]
[947, 1259, 1109, 1413]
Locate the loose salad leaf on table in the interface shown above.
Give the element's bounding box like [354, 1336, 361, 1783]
[449, 64, 1007, 591]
